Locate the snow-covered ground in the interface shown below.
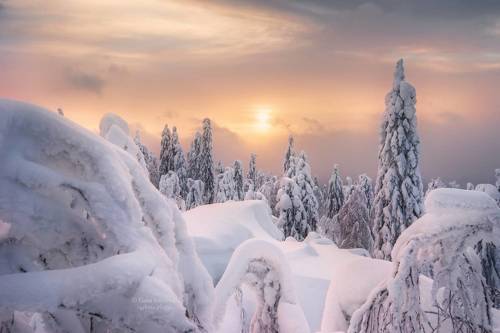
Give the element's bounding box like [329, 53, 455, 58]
[184, 200, 392, 332]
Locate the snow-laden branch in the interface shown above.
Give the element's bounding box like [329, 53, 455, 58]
[349, 188, 500, 333]
[214, 239, 310, 333]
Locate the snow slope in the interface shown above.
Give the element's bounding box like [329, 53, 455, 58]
[0, 100, 213, 332]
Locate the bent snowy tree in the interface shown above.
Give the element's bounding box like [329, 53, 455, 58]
[213, 239, 310, 333]
[349, 188, 499, 333]
[0, 101, 214, 333]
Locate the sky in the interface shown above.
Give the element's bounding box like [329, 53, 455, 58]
[0, 0, 499, 185]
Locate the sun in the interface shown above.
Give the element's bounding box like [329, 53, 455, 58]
[255, 107, 272, 132]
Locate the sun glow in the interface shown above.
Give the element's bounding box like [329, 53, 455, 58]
[255, 107, 272, 132]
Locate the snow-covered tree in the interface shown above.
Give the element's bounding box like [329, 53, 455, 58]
[134, 131, 161, 188]
[170, 127, 188, 197]
[215, 167, 235, 203]
[159, 124, 172, 178]
[200, 118, 215, 204]
[467, 182, 475, 190]
[283, 135, 295, 174]
[259, 176, 280, 213]
[244, 183, 268, 203]
[333, 185, 372, 250]
[313, 176, 325, 218]
[159, 171, 185, 210]
[325, 165, 344, 219]
[187, 131, 202, 180]
[350, 189, 497, 333]
[496, 169, 500, 191]
[358, 174, 374, 215]
[186, 178, 205, 210]
[247, 153, 257, 187]
[448, 180, 460, 189]
[343, 176, 354, 201]
[292, 152, 319, 232]
[233, 160, 245, 201]
[276, 177, 309, 241]
[371, 59, 424, 260]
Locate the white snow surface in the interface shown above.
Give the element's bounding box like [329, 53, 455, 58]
[0, 100, 214, 332]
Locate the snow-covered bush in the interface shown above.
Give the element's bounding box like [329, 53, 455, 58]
[215, 167, 235, 203]
[214, 239, 310, 333]
[349, 188, 499, 333]
[0, 100, 214, 332]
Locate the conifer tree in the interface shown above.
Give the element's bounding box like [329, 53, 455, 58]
[187, 131, 202, 180]
[283, 135, 295, 174]
[233, 160, 245, 201]
[372, 59, 424, 260]
[200, 118, 215, 204]
[134, 131, 160, 188]
[159, 125, 172, 178]
[171, 127, 188, 197]
[276, 178, 308, 240]
[247, 153, 257, 187]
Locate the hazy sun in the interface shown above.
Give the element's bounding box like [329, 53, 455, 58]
[255, 107, 272, 132]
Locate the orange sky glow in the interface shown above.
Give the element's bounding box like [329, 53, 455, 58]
[0, 0, 499, 183]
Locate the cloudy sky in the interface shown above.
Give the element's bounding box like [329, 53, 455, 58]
[1, 0, 499, 185]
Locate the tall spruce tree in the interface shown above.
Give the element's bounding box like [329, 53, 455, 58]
[276, 178, 308, 240]
[199, 118, 215, 204]
[159, 125, 172, 178]
[134, 131, 160, 188]
[292, 152, 319, 232]
[372, 59, 424, 260]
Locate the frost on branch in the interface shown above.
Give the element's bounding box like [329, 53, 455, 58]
[214, 239, 310, 333]
[0, 100, 214, 332]
[349, 188, 499, 333]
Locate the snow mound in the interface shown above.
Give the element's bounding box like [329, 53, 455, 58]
[184, 200, 283, 282]
[214, 239, 310, 333]
[0, 100, 213, 332]
[425, 187, 498, 213]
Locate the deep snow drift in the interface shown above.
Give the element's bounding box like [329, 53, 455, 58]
[0, 100, 213, 332]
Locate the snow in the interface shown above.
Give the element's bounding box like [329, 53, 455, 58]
[184, 200, 283, 282]
[0, 100, 213, 332]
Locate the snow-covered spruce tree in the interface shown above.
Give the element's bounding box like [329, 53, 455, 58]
[187, 131, 202, 181]
[325, 165, 345, 219]
[313, 176, 325, 218]
[448, 180, 460, 189]
[247, 153, 257, 187]
[467, 182, 475, 190]
[283, 135, 295, 174]
[293, 152, 320, 232]
[496, 169, 500, 191]
[215, 167, 235, 203]
[159, 171, 186, 211]
[372, 59, 424, 260]
[358, 174, 374, 215]
[349, 189, 498, 333]
[244, 183, 268, 203]
[171, 127, 188, 198]
[134, 131, 160, 188]
[233, 160, 245, 201]
[185, 178, 205, 210]
[333, 185, 372, 250]
[276, 177, 309, 240]
[200, 118, 215, 204]
[159, 124, 172, 178]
